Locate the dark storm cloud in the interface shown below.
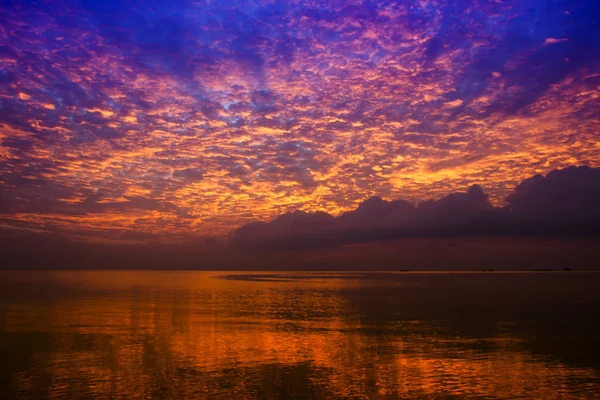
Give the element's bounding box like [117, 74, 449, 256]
[506, 166, 600, 221]
[231, 167, 600, 250]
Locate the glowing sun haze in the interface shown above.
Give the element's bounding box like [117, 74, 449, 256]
[1, 0, 599, 242]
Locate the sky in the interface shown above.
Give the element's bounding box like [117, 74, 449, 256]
[1, 0, 600, 245]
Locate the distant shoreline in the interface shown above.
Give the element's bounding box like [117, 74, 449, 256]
[1, 268, 599, 273]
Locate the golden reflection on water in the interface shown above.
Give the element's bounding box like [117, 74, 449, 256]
[1, 271, 599, 399]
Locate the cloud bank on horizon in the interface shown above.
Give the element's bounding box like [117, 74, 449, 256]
[1, 167, 600, 271]
[1, 0, 600, 242]
[231, 166, 600, 250]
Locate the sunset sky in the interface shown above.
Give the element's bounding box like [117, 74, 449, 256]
[1, 0, 599, 244]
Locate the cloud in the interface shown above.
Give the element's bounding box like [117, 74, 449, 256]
[1, 0, 599, 241]
[231, 167, 600, 250]
[506, 166, 600, 222]
[172, 168, 204, 181]
[443, 99, 464, 109]
[232, 210, 335, 250]
[544, 38, 569, 45]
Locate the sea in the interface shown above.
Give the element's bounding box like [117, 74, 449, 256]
[1, 270, 599, 399]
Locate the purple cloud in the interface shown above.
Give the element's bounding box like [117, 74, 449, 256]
[231, 167, 600, 250]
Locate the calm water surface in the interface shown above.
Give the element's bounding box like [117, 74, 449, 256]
[1, 270, 600, 399]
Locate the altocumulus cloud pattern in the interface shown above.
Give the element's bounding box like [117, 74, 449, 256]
[1, 0, 599, 242]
